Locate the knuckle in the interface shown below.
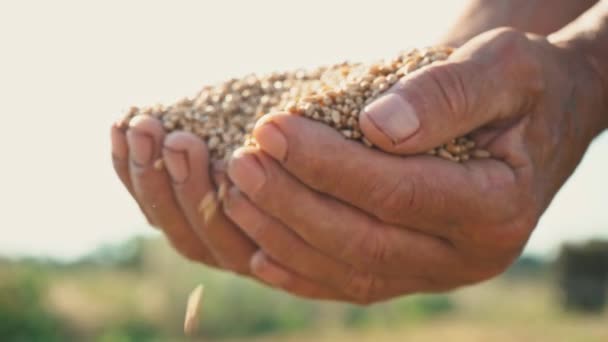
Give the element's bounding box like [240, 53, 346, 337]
[396, 61, 470, 126]
[243, 213, 270, 243]
[367, 177, 418, 224]
[363, 232, 391, 266]
[487, 27, 545, 94]
[344, 270, 378, 305]
[485, 27, 533, 56]
[343, 226, 391, 269]
[422, 63, 470, 119]
[490, 26, 526, 43]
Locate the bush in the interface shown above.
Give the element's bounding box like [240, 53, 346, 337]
[557, 240, 608, 313]
[0, 268, 69, 342]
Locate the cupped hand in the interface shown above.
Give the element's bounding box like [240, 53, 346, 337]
[110, 116, 345, 299]
[110, 115, 256, 273]
[224, 28, 608, 304]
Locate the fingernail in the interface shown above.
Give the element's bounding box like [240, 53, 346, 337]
[253, 123, 287, 162]
[252, 252, 290, 287]
[228, 149, 266, 195]
[111, 125, 128, 160]
[163, 146, 189, 183]
[127, 130, 154, 166]
[363, 93, 420, 144]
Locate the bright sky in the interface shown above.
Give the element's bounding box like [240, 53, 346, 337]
[0, 0, 606, 260]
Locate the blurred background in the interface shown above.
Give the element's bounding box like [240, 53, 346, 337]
[0, 1, 607, 341]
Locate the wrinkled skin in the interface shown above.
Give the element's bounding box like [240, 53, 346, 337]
[111, 27, 607, 303]
[223, 28, 608, 303]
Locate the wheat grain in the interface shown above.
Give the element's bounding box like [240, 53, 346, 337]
[120, 47, 490, 162]
[184, 284, 204, 336]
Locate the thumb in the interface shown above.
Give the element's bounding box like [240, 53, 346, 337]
[359, 30, 544, 155]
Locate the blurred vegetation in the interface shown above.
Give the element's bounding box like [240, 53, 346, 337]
[1, 236, 607, 342]
[0, 265, 69, 341]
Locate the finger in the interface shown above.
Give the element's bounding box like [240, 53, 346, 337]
[111, 122, 155, 225]
[253, 252, 445, 304]
[360, 29, 544, 154]
[251, 251, 348, 301]
[224, 186, 381, 299]
[111, 122, 135, 195]
[163, 132, 257, 274]
[251, 114, 519, 232]
[127, 115, 217, 265]
[227, 147, 457, 276]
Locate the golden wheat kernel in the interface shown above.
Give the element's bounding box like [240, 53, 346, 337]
[386, 74, 398, 83]
[446, 143, 462, 155]
[163, 121, 175, 130]
[438, 148, 454, 160]
[331, 110, 341, 124]
[184, 284, 204, 336]
[217, 182, 228, 202]
[341, 130, 353, 138]
[153, 159, 164, 171]
[373, 76, 386, 85]
[198, 192, 218, 223]
[208, 136, 220, 149]
[369, 65, 381, 75]
[472, 149, 491, 159]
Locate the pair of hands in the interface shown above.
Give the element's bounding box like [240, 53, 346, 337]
[111, 28, 607, 303]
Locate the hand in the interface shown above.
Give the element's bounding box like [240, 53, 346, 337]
[110, 115, 256, 274]
[224, 28, 608, 304]
[440, 0, 598, 47]
[110, 116, 345, 299]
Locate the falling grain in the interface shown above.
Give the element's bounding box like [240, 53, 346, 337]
[184, 284, 205, 336]
[217, 181, 228, 202]
[198, 192, 218, 224]
[153, 159, 164, 171]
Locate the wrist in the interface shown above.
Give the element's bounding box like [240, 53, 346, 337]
[550, 39, 608, 137]
[548, 1, 608, 132]
[440, 0, 599, 48]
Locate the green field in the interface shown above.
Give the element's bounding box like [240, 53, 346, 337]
[1, 237, 606, 342]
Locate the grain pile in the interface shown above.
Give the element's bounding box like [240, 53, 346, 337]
[120, 46, 490, 162]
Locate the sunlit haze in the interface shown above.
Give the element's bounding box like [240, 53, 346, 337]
[0, 0, 606, 260]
